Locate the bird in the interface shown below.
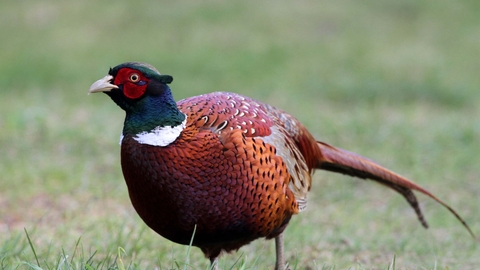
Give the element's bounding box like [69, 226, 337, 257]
[89, 62, 474, 270]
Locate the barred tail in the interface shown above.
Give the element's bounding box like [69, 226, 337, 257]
[316, 141, 475, 238]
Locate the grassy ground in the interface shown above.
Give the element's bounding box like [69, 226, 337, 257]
[1, 0, 480, 269]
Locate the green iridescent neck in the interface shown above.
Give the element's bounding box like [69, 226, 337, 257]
[122, 92, 185, 135]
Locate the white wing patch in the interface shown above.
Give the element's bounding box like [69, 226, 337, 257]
[120, 115, 187, 147]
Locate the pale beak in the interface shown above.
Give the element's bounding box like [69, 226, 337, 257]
[88, 75, 119, 94]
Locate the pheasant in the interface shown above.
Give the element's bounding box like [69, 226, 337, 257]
[89, 62, 474, 270]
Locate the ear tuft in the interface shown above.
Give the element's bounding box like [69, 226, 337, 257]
[159, 75, 173, 84]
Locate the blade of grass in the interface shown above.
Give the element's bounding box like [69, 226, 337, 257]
[388, 255, 396, 270]
[117, 247, 127, 270]
[69, 237, 82, 266]
[57, 248, 70, 270]
[24, 228, 41, 268]
[228, 252, 245, 270]
[20, 261, 43, 270]
[183, 224, 197, 270]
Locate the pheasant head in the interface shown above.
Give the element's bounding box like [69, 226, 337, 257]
[89, 62, 186, 145]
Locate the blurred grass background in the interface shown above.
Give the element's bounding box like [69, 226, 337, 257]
[1, 0, 479, 269]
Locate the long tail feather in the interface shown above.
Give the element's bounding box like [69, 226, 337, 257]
[316, 141, 475, 238]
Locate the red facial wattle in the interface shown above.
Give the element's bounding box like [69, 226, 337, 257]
[114, 67, 149, 99]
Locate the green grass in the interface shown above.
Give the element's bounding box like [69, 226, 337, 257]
[1, 0, 480, 269]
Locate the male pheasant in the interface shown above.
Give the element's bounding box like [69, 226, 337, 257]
[89, 62, 474, 269]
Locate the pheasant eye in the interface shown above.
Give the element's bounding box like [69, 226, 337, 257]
[129, 73, 140, 82]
